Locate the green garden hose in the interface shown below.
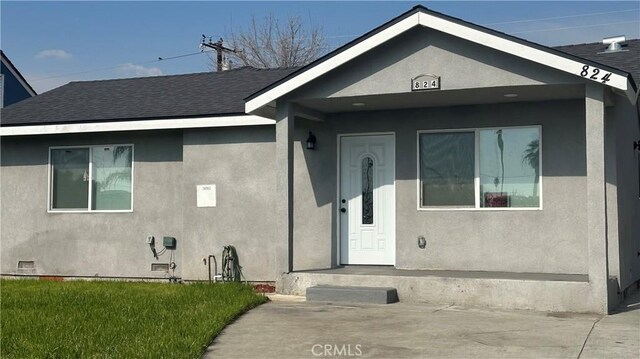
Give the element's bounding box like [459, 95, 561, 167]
[221, 245, 244, 282]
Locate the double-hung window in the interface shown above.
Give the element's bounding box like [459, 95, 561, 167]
[419, 126, 541, 209]
[49, 145, 133, 212]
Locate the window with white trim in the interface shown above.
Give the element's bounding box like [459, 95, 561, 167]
[419, 126, 540, 209]
[49, 145, 133, 211]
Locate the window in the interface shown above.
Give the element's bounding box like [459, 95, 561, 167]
[362, 157, 374, 224]
[419, 132, 475, 207]
[49, 145, 133, 211]
[419, 126, 540, 209]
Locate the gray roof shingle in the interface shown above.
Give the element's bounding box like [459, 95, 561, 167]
[2, 38, 638, 128]
[1, 67, 297, 126]
[553, 39, 640, 86]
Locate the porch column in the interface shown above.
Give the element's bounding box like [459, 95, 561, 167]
[585, 83, 609, 313]
[275, 100, 295, 275]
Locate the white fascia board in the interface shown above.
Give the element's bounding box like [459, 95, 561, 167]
[1, 57, 37, 97]
[245, 13, 421, 114]
[0, 115, 274, 136]
[418, 12, 637, 103]
[246, 10, 637, 113]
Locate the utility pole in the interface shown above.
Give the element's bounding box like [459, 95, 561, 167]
[200, 36, 237, 72]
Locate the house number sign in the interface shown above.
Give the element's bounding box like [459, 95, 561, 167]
[579, 65, 612, 84]
[411, 74, 440, 91]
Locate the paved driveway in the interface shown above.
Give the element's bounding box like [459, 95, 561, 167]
[204, 292, 639, 358]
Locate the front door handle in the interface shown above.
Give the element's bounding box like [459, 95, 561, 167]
[340, 208, 346, 213]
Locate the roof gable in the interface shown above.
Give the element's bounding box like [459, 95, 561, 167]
[245, 5, 638, 114]
[292, 27, 581, 101]
[1, 50, 37, 98]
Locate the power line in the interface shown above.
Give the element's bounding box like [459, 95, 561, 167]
[511, 20, 640, 34]
[200, 36, 236, 72]
[483, 8, 640, 26]
[30, 8, 640, 82]
[321, 9, 640, 51]
[30, 50, 214, 82]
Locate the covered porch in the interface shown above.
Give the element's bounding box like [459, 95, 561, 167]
[268, 82, 611, 313]
[244, 8, 624, 313]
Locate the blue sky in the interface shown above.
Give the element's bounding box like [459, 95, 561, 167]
[2, 1, 639, 93]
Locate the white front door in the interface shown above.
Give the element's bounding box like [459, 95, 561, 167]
[340, 134, 395, 265]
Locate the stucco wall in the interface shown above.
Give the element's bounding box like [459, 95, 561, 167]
[294, 27, 579, 100]
[293, 118, 338, 270]
[610, 97, 640, 290]
[0, 130, 183, 278]
[180, 126, 278, 281]
[293, 99, 589, 275]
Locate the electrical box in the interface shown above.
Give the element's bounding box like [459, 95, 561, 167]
[163, 236, 177, 250]
[146, 235, 155, 245]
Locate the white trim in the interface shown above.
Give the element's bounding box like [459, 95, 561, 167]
[246, 13, 421, 114]
[0, 55, 36, 97]
[1, 115, 274, 136]
[416, 125, 542, 211]
[48, 144, 134, 213]
[337, 132, 396, 266]
[87, 146, 93, 211]
[246, 9, 637, 113]
[47, 146, 52, 213]
[417, 12, 635, 102]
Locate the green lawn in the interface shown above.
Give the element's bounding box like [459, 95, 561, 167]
[0, 280, 267, 358]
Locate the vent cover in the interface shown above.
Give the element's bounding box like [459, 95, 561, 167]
[17, 261, 36, 273]
[17, 260, 35, 269]
[602, 35, 627, 53]
[151, 263, 169, 272]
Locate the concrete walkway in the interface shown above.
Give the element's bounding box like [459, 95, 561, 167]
[204, 292, 640, 358]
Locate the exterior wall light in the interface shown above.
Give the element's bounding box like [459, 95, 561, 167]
[306, 132, 317, 150]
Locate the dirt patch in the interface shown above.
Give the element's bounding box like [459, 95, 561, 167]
[253, 283, 276, 293]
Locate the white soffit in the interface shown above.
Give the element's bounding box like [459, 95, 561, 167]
[0, 115, 274, 136]
[245, 9, 637, 114]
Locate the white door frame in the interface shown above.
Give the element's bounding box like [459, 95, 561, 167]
[336, 132, 396, 266]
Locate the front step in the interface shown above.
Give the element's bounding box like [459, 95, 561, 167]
[306, 285, 398, 304]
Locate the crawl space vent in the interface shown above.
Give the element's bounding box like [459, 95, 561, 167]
[17, 261, 36, 272]
[151, 263, 169, 272]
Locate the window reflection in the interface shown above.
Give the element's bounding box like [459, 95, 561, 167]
[362, 157, 374, 224]
[420, 132, 475, 207]
[479, 128, 540, 208]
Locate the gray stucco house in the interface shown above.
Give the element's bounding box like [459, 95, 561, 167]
[1, 6, 639, 314]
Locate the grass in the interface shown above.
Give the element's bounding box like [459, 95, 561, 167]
[0, 280, 268, 358]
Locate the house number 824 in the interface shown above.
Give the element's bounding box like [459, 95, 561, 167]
[580, 65, 612, 84]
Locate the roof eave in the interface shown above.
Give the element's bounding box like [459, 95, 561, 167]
[245, 6, 637, 114]
[0, 114, 274, 136]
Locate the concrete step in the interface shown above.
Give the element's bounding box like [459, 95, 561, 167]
[306, 285, 398, 304]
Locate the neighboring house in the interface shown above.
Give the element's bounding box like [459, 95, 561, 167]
[1, 6, 639, 314]
[0, 50, 36, 108]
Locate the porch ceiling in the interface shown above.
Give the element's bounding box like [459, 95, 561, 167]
[295, 84, 584, 113]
